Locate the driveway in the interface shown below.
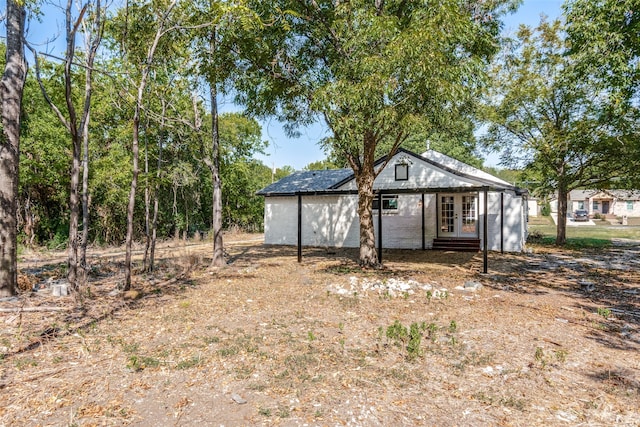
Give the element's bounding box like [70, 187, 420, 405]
[550, 213, 595, 226]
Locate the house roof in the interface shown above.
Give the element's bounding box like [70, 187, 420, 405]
[257, 148, 523, 196]
[570, 189, 640, 201]
[256, 169, 353, 196]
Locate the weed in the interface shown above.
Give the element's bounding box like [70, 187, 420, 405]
[534, 347, 546, 367]
[258, 407, 272, 417]
[597, 307, 611, 319]
[202, 336, 220, 345]
[406, 322, 426, 360]
[307, 331, 316, 341]
[127, 355, 160, 372]
[14, 357, 38, 370]
[277, 406, 290, 418]
[500, 396, 525, 410]
[386, 320, 408, 346]
[338, 322, 344, 333]
[385, 320, 426, 361]
[122, 342, 139, 354]
[449, 320, 457, 333]
[176, 355, 203, 369]
[234, 364, 255, 380]
[555, 349, 568, 363]
[426, 322, 438, 341]
[247, 382, 266, 391]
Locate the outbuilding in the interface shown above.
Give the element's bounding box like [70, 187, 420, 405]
[257, 148, 528, 260]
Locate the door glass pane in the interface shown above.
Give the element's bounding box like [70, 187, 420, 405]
[461, 195, 477, 233]
[440, 196, 454, 233]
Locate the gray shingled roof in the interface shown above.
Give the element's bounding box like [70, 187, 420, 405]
[256, 169, 353, 196]
[570, 189, 640, 200]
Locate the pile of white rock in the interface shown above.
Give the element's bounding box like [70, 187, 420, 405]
[326, 276, 450, 299]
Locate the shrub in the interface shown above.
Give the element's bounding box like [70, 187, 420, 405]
[540, 203, 551, 216]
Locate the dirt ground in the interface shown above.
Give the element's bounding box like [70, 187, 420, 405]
[1, 235, 639, 426]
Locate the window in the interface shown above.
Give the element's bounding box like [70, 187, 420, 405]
[577, 201, 584, 210]
[373, 195, 398, 211]
[395, 164, 408, 181]
[627, 200, 634, 211]
[593, 200, 599, 211]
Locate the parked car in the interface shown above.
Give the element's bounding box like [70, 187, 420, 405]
[573, 209, 589, 221]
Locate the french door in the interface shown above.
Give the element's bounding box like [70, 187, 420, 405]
[439, 193, 478, 238]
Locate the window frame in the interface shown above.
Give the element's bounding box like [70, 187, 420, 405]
[373, 194, 399, 212]
[395, 163, 409, 181]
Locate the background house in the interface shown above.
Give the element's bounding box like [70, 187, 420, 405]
[551, 190, 640, 218]
[257, 149, 528, 252]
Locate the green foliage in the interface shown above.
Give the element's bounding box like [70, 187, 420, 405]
[482, 19, 639, 244]
[540, 203, 551, 217]
[385, 320, 427, 361]
[304, 159, 341, 171]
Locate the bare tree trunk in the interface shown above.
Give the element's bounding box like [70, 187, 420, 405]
[124, 113, 140, 290]
[209, 28, 224, 267]
[79, 0, 103, 282]
[0, 0, 26, 297]
[143, 127, 150, 272]
[149, 103, 165, 273]
[123, 1, 176, 290]
[63, 0, 88, 293]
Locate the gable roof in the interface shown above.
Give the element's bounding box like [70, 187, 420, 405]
[569, 189, 640, 201]
[257, 148, 522, 196]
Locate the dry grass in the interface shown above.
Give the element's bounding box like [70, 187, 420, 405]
[1, 235, 639, 426]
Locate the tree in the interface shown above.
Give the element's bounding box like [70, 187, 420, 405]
[482, 20, 638, 244]
[564, 0, 640, 187]
[187, 1, 258, 267]
[29, 0, 104, 293]
[237, 0, 515, 267]
[0, 0, 27, 297]
[109, 0, 179, 290]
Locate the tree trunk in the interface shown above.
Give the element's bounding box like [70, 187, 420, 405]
[68, 137, 81, 291]
[124, 110, 140, 290]
[63, 0, 84, 293]
[0, 0, 26, 297]
[79, 0, 102, 287]
[123, 1, 175, 289]
[80, 112, 91, 285]
[556, 183, 568, 246]
[354, 130, 379, 268]
[143, 129, 150, 272]
[149, 127, 163, 273]
[209, 35, 224, 267]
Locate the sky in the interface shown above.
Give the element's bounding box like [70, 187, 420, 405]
[14, 0, 565, 171]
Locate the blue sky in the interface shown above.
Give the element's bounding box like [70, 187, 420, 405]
[16, 0, 565, 170]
